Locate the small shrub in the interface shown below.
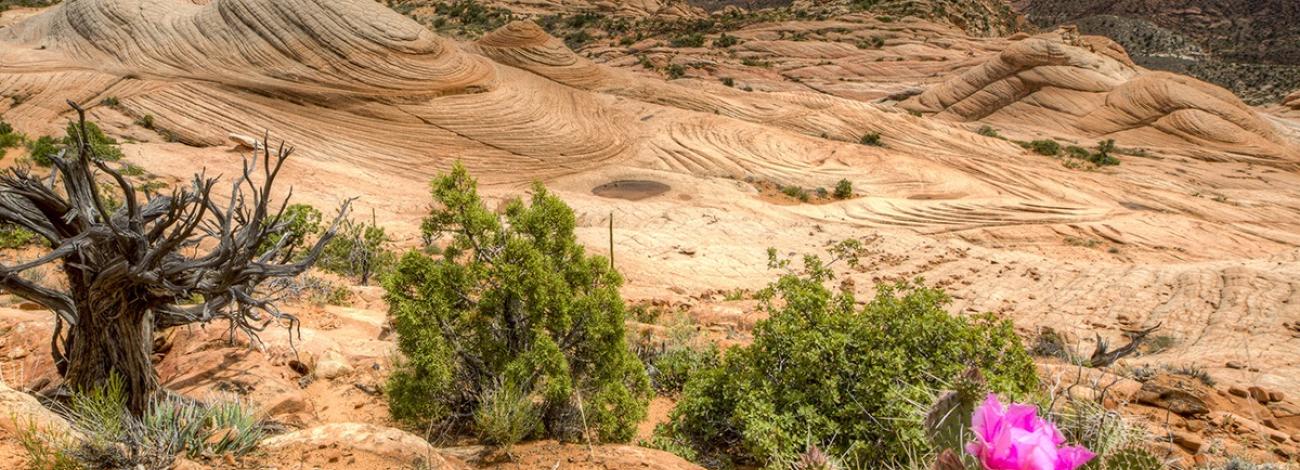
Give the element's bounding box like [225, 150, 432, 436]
[780, 185, 809, 202]
[856, 36, 885, 49]
[666, 64, 687, 79]
[320, 211, 395, 286]
[1027, 139, 1061, 156]
[25, 120, 123, 166]
[628, 304, 664, 324]
[833, 179, 853, 199]
[0, 119, 22, 158]
[563, 29, 592, 49]
[1165, 364, 1215, 386]
[1115, 363, 1157, 382]
[473, 380, 540, 452]
[387, 163, 650, 443]
[976, 125, 1000, 138]
[1089, 139, 1120, 166]
[720, 77, 735, 87]
[671, 33, 706, 48]
[860, 132, 883, 147]
[1065, 145, 1090, 159]
[713, 33, 740, 48]
[138, 181, 169, 194]
[134, 115, 155, 130]
[652, 242, 1038, 467]
[649, 346, 719, 395]
[100, 97, 120, 107]
[63, 120, 122, 161]
[27, 135, 60, 166]
[15, 420, 81, 470]
[0, 223, 39, 249]
[118, 163, 146, 177]
[18, 374, 264, 468]
[260, 203, 323, 258]
[1031, 328, 1084, 365]
[741, 57, 771, 68]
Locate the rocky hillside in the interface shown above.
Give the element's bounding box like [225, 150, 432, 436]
[1012, 0, 1300, 104]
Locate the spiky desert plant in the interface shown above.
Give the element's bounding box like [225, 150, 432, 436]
[923, 367, 987, 454]
[1102, 447, 1162, 470]
[792, 444, 840, 470]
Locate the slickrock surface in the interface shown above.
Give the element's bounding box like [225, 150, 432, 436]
[2, 0, 1300, 466]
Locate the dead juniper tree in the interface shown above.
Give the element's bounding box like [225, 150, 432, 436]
[1089, 323, 1162, 367]
[0, 102, 349, 414]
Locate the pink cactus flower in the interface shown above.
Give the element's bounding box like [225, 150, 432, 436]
[965, 394, 1095, 470]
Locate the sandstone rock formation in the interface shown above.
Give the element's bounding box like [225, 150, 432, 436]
[259, 423, 467, 468]
[903, 31, 1299, 166]
[2, 0, 1300, 466]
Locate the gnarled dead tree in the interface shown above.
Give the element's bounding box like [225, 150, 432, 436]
[0, 101, 349, 414]
[1089, 322, 1162, 368]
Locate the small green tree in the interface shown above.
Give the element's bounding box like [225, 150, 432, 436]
[25, 120, 122, 166]
[319, 211, 395, 286]
[386, 163, 651, 443]
[1090, 139, 1120, 166]
[0, 118, 22, 158]
[1026, 139, 1060, 156]
[833, 179, 853, 199]
[650, 242, 1038, 467]
[259, 204, 323, 259]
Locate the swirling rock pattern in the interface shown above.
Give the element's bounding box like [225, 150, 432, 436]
[903, 31, 1298, 165]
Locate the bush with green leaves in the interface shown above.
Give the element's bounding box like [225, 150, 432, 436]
[780, 184, 809, 202]
[0, 222, 39, 249]
[319, 211, 395, 285]
[976, 125, 1001, 138]
[667, 63, 687, 79]
[26, 135, 60, 166]
[0, 118, 22, 158]
[260, 203, 323, 258]
[25, 120, 122, 167]
[713, 33, 740, 48]
[1027, 139, 1061, 156]
[650, 242, 1038, 467]
[385, 163, 651, 444]
[649, 345, 719, 396]
[833, 179, 853, 199]
[671, 32, 706, 47]
[1090, 139, 1120, 166]
[860, 132, 884, 147]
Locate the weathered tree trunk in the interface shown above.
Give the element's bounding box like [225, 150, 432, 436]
[61, 290, 159, 415]
[0, 102, 349, 418]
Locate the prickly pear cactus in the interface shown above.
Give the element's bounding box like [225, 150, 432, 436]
[1103, 447, 1162, 470]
